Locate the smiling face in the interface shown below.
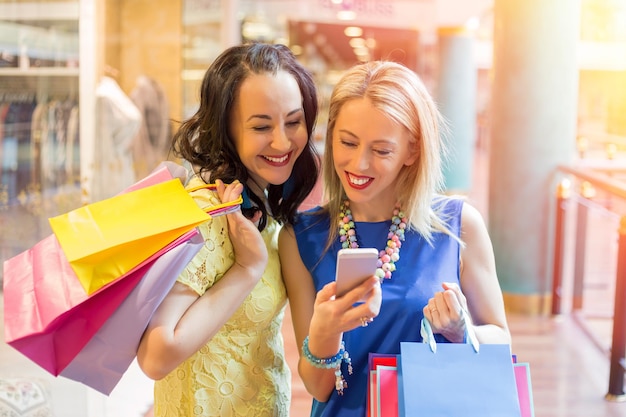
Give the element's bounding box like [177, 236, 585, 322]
[332, 97, 418, 221]
[230, 70, 308, 192]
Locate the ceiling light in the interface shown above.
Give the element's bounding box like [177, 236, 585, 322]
[337, 11, 356, 21]
[353, 46, 369, 56]
[304, 22, 317, 34]
[242, 19, 273, 40]
[314, 33, 327, 45]
[344, 26, 363, 37]
[349, 38, 365, 48]
[466, 16, 480, 31]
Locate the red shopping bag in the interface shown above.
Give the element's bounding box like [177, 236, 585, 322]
[367, 354, 398, 417]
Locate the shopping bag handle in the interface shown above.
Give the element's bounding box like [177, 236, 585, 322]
[186, 183, 243, 217]
[420, 309, 480, 354]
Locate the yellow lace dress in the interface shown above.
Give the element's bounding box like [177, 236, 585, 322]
[153, 177, 290, 417]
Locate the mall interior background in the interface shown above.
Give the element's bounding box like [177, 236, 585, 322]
[1, 0, 625, 415]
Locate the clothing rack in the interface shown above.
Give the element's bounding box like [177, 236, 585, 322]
[0, 75, 78, 102]
[1, 95, 80, 206]
[0, 91, 36, 103]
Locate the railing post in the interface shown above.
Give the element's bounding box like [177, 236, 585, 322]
[552, 179, 570, 315]
[606, 215, 626, 402]
[572, 182, 594, 311]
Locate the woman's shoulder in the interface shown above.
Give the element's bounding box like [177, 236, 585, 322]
[294, 206, 329, 229]
[435, 196, 485, 228]
[459, 201, 488, 233]
[432, 194, 465, 215]
[291, 206, 333, 249]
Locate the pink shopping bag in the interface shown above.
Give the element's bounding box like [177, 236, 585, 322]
[3, 233, 162, 375]
[514, 362, 535, 417]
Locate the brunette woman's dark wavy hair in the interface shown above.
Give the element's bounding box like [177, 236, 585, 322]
[171, 43, 320, 231]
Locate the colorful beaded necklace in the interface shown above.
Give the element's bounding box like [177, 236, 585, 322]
[339, 200, 407, 281]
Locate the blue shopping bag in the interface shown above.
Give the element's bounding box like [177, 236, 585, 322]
[398, 318, 521, 417]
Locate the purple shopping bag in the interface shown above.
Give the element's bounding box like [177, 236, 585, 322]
[59, 230, 204, 394]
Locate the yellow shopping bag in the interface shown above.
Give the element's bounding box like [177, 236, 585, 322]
[49, 178, 241, 294]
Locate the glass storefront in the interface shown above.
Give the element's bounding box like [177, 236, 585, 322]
[1, 0, 80, 279]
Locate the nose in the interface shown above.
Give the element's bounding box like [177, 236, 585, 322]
[271, 127, 291, 152]
[353, 146, 370, 171]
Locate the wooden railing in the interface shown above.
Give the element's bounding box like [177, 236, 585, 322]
[552, 163, 626, 402]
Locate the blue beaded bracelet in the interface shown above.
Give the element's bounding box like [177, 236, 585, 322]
[302, 335, 353, 395]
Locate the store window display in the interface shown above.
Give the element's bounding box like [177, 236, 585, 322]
[90, 74, 141, 202]
[0, 1, 175, 416]
[1, 96, 37, 203]
[0, 1, 81, 292]
[36, 94, 80, 191]
[130, 75, 172, 180]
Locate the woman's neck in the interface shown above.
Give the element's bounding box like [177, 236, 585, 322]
[247, 178, 268, 202]
[347, 199, 397, 222]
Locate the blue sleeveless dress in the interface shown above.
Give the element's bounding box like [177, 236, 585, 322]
[293, 198, 463, 417]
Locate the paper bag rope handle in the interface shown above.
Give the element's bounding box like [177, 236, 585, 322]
[420, 309, 480, 354]
[186, 182, 243, 217]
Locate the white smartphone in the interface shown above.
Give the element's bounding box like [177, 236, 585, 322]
[335, 248, 379, 298]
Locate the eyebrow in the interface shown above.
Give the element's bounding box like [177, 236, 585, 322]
[337, 129, 357, 138]
[246, 108, 303, 122]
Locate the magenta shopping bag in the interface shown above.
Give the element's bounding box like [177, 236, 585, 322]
[3, 234, 158, 375]
[514, 362, 535, 417]
[59, 231, 204, 394]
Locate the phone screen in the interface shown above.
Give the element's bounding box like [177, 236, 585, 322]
[335, 248, 379, 298]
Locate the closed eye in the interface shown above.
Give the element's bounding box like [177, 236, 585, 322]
[286, 118, 303, 127]
[373, 148, 392, 156]
[339, 139, 358, 148]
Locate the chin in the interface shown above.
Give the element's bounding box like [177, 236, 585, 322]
[269, 166, 298, 186]
[265, 174, 292, 187]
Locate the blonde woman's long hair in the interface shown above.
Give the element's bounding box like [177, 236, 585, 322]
[322, 60, 456, 247]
